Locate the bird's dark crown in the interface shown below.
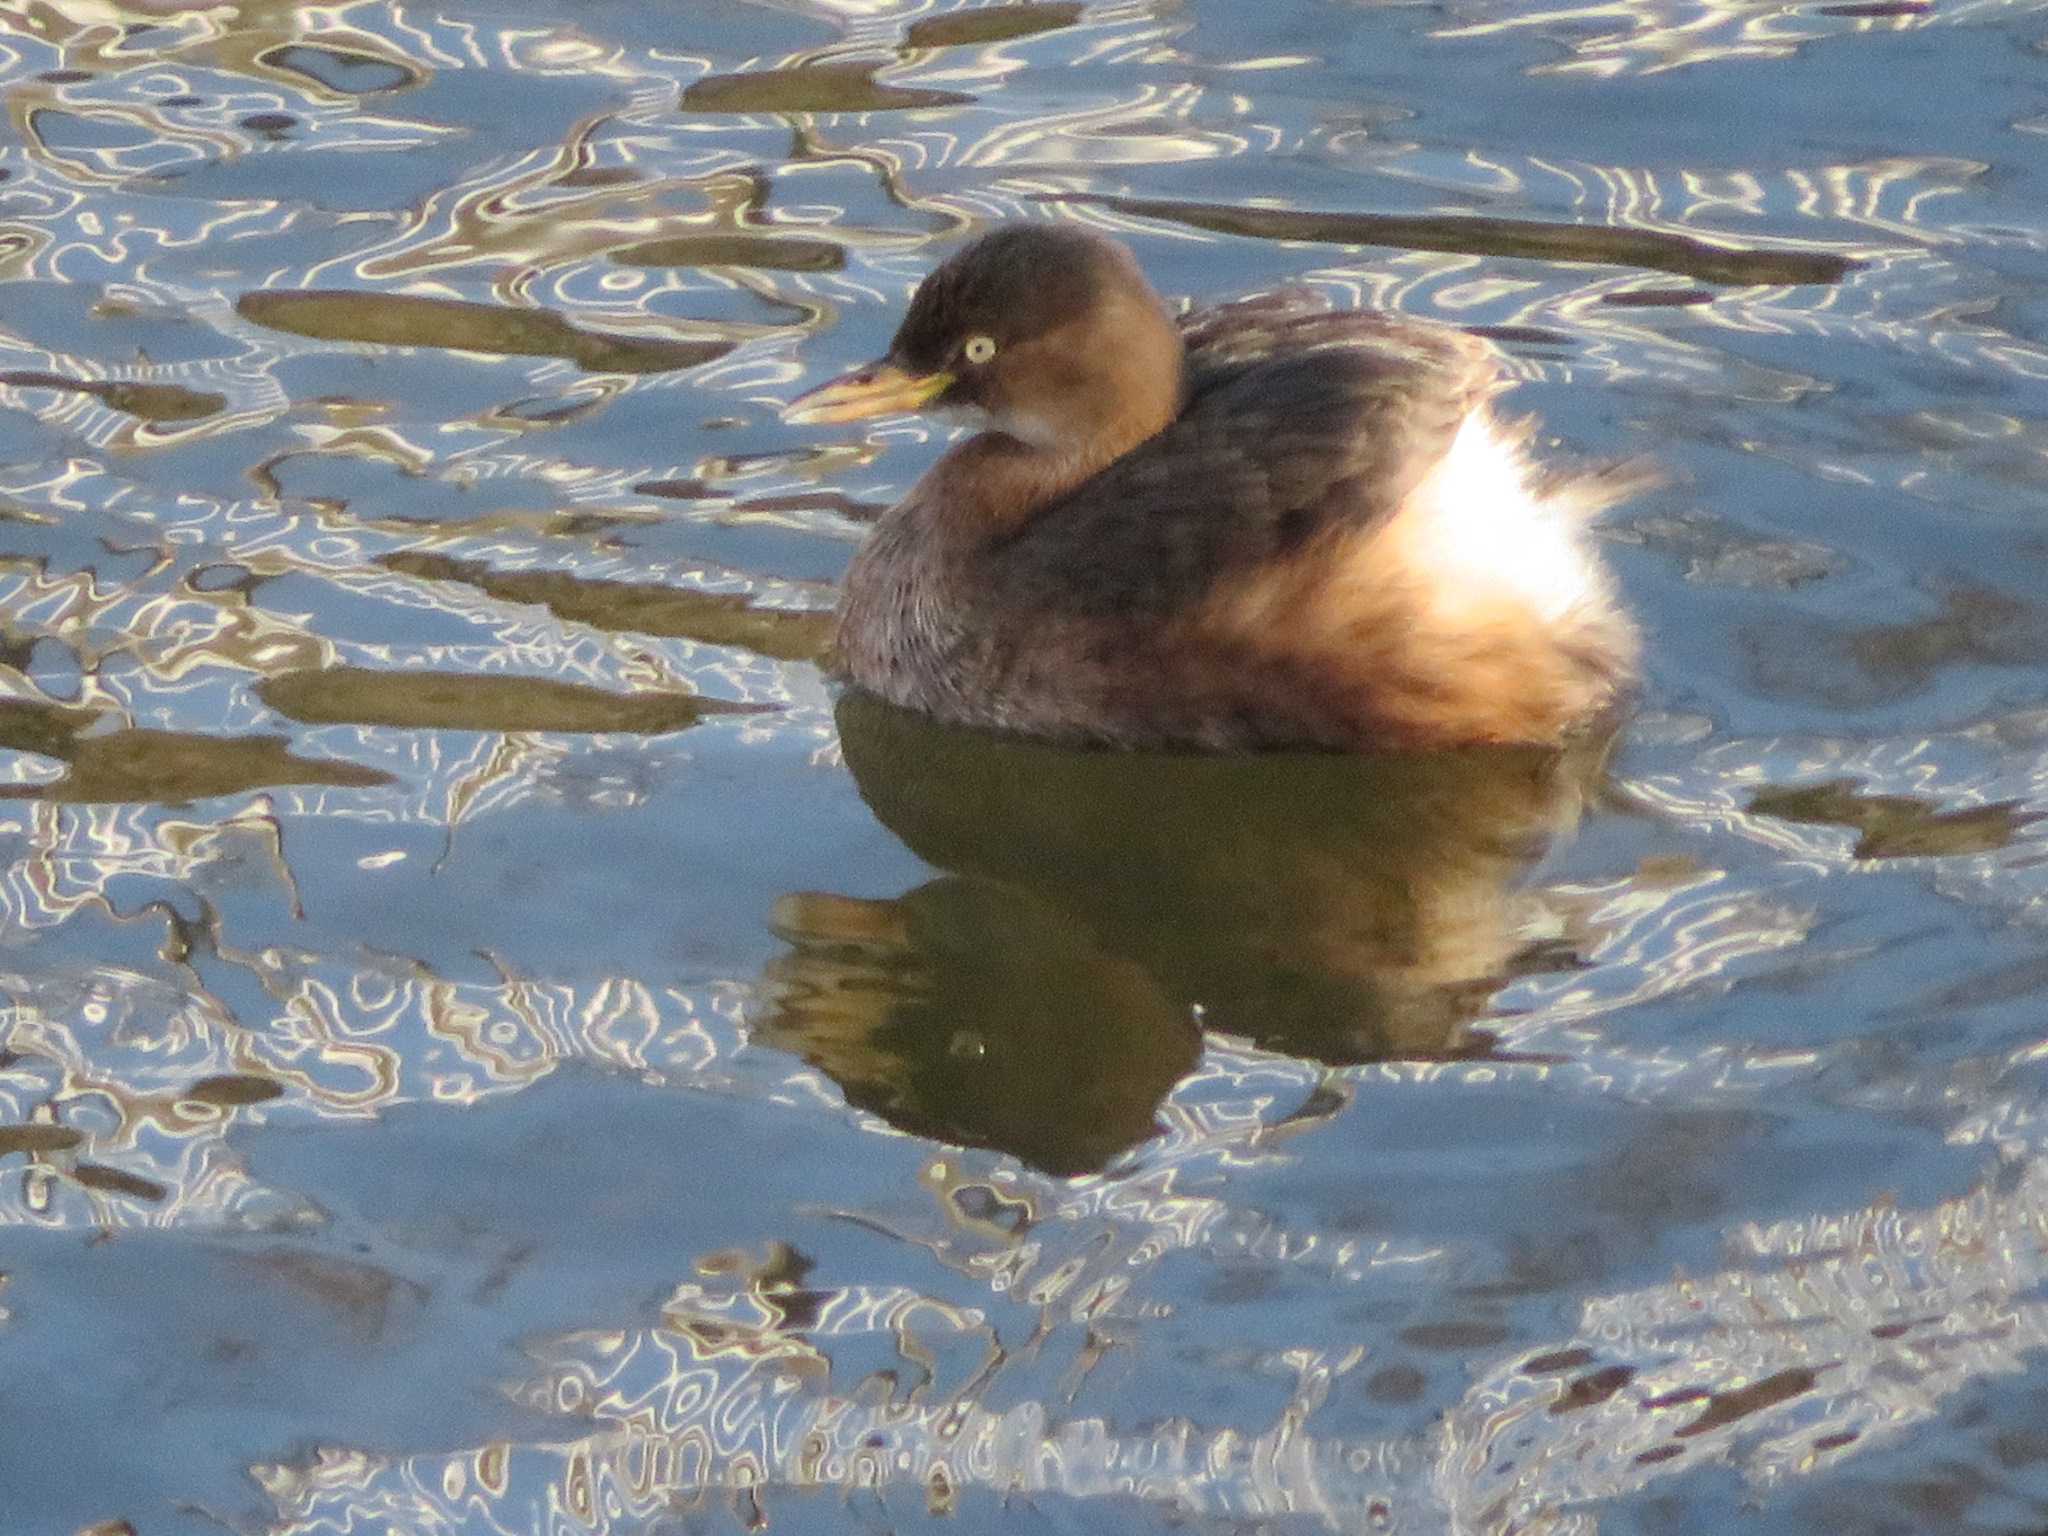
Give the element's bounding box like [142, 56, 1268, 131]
[888, 226, 1154, 373]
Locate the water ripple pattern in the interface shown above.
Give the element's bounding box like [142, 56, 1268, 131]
[1, 2, 2046, 1535]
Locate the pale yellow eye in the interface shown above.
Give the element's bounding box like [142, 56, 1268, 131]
[962, 334, 997, 365]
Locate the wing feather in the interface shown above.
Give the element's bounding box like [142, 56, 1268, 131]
[985, 303, 1500, 616]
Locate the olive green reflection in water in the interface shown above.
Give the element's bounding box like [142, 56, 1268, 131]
[182, 1073, 288, 1107]
[767, 884, 1200, 1177]
[234, 291, 733, 375]
[1058, 195, 1860, 288]
[0, 370, 225, 424]
[1746, 587, 2048, 710]
[0, 697, 392, 803]
[901, 2, 1084, 48]
[0, 1124, 83, 1156]
[680, 62, 972, 114]
[1749, 779, 2032, 859]
[764, 694, 1608, 1175]
[376, 551, 837, 664]
[257, 666, 769, 733]
[608, 233, 846, 272]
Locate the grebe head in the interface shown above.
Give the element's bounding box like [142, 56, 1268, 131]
[785, 225, 1184, 463]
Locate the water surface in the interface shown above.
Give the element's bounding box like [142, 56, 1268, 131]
[3, 2, 2048, 1533]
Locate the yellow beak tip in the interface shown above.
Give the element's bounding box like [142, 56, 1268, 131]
[783, 363, 953, 427]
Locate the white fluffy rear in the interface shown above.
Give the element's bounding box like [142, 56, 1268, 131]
[1398, 410, 1616, 626]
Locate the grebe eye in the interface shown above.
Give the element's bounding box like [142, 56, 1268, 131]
[962, 334, 997, 365]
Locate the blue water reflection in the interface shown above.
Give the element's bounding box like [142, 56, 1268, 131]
[2, 1, 2047, 1533]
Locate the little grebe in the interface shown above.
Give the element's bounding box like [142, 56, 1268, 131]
[785, 225, 1644, 750]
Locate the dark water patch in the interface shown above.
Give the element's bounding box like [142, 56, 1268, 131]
[681, 62, 972, 114]
[376, 550, 836, 663]
[228, 1248, 425, 1338]
[1611, 510, 1840, 590]
[259, 42, 419, 95]
[737, 489, 885, 521]
[1749, 779, 2032, 859]
[1894, 1467, 1991, 1525]
[1673, 1367, 1825, 1437]
[0, 695, 100, 758]
[903, 3, 1085, 48]
[0, 710, 395, 803]
[1085, 116, 1192, 140]
[611, 233, 846, 272]
[1745, 587, 2048, 708]
[1500, 935, 1590, 978]
[1599, 288, 1718, 308]
[69, 1163, 168, 1202]
[634, 477, 715, 500]
[543, 509, 651, 541]
[1052, 194, 1862, 286]
[948, 1181, 1032, 1235]
[1206, 1267, 1278, 1304]
[1891, 954, 2048, 1021]
[1466, 324, 1575, 348]
[235, 290, 734, 375]
[1521, 1348, 1596, 1375]
[1845, 589, 2045, 689]
[1995, 1426, 2048, 1466]
[1550, 1365, 1636, 1414]
[1364, 1363, 1427, 1402]
[0, 1123, 84, 1156]
[486, 386, 620, 429]
[557, 165, 641, 189]
[1920, 1320, 2025, 1352]
[258, 665, 768, 735]
[182, 1074, 287, 1107]
[0, 369, 225, 423]
[1398, 1319, 1511, 1351]
[698, 1241, 826, 1330]
[189, 563, 259, 594]
[499, 398, 590, 426]
[1582, 1109, 1764, 1229]
[1869, 1315, 1940, 1339]
[1816, 0, 1930, 14]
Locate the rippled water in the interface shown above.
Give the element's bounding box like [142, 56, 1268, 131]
[3, 2, 2048, 1533]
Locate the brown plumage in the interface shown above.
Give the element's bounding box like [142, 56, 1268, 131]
[785, 225, 1645, 750]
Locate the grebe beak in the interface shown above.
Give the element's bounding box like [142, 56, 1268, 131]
[784, 359, 953, 425]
